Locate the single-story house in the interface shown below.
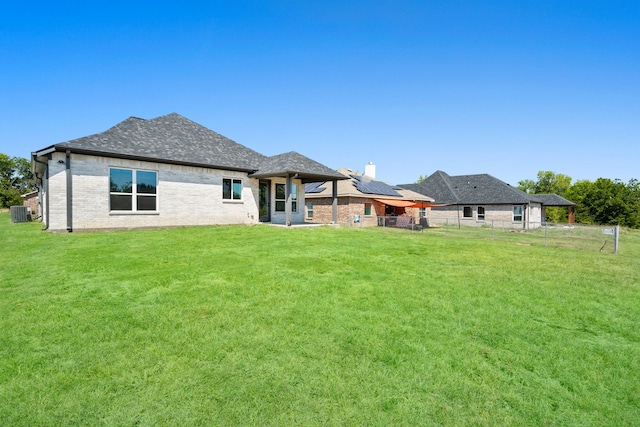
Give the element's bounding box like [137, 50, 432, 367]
[31, 113, 347, 232]
[399, 170, 576, 228]
[305, 163, 435, 227]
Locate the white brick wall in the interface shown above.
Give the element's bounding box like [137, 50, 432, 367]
[45, 153, 266, 231]
[268, 177, 305, 225]
[429, 203, 543, 228]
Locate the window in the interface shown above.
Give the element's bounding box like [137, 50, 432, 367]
[463, 206, 472, 218]
[110, 168, 157, 212]
[364, 203, 372, 216]
[477, 206, 485, 221]
[275, 183, 297, 212]
[292, 184, 297, 212]
[419, 207, 426, 218]
[306, 202, 313, 219]
[513, 205, 523, 222]
[223, 178, 242, 200]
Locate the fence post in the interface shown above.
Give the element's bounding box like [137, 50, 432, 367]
[544, 222, 548, 246]
[614, 225, 619, 254]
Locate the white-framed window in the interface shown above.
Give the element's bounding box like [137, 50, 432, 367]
[477, 206, 485, 221]
[109, 168, 157, 212]
[513, 205, 523, 222]
[306, 201, 313, 219]
[364, 202, 372, 216]
[223, 178, 242, 201]
[275, 183, 297, 212]
[463, 206, 472, 218]
[419, 207, 426, 218]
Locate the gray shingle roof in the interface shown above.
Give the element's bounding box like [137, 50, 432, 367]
[250, 151, 348, 182]
[42, 113, 269, 171]
[399, 170, 571, 205]
[34, 114, 345, 180]
[532, 194, 576, 206]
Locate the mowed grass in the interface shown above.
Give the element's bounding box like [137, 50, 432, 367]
[1, 214, 639, 426]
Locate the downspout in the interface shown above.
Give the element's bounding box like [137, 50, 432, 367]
[66, 150, 72, 232]
[33, 155, 49, 231]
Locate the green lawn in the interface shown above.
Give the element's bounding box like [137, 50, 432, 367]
[1, 214, 639, 426]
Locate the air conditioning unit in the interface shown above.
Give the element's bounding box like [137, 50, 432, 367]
[10, 206, 32, 223]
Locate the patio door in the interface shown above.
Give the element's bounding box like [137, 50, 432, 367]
[259, 180, 271, 222]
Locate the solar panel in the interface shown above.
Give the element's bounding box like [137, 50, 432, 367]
[350, 175, 402, 197]
[305, 182, 326, 193]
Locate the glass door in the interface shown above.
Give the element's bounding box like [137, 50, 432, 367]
[259, 180, 271, 222]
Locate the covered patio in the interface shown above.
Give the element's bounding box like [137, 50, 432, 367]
[249, 151, 349, 226]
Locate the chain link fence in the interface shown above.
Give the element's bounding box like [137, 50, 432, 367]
[351, 215, 621, 253]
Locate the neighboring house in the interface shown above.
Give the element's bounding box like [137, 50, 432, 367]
[31, 113, 347, 232]
[399, 170, 576, 228]
[21, 190, 38, 215]
[304, 163, 434, 227]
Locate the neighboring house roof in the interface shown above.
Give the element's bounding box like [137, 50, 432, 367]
[31, 113, 347, 182]
[533, 193, 576, 206]
[305, 168, 434, 202]
[399, 170, 575, 206]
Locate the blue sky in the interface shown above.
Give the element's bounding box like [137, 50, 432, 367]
[2, 1, 638, 186]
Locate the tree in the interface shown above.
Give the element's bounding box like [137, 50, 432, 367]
[415, 174, 429, 183]
[565, 180, 594, 224]
[517, 179, 536, 194]
[566, 178, 640, 228]
[518, 171, 574, 222]
[0, 153, 35, 208]
[517, 171, 572, 196]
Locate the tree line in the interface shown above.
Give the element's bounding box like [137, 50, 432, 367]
[0, 154, 35, 209]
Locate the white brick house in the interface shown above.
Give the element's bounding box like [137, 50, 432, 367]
[31, 113, 347, 232]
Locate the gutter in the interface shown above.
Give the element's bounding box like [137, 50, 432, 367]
[32, 155, 49, 231]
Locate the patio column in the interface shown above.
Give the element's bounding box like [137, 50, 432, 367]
[332, 179, 338, 224]
[285, 173, 292, 226]
[568, 206, 575, 224]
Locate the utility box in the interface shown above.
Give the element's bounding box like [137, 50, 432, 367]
[10, 206, 32, 223]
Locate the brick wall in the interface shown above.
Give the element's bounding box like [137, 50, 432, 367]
[44, 153, 271, 231]
[21, 192, 38, 215]
[305, 197, 423, 227]
[429, 203, 543, 228]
